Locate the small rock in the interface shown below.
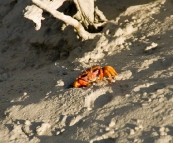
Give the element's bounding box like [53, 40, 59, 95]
[109, 120, 116, 128]
[137, 19, 142, 23]
[144, 42, 158, 52]
[114, 36, 125, 45]
[60, 128, 65, 133]
[151, 94, 157, 99]
[114, 28, 124, 37]
[110, 130, 115, 134]
[138, 125, 143, 130]
[165, 128, 170, 133]
[56, 131, 61, 135]
[36, 123, 51, 135]
[130, 129, 135, 135]
[105, 127, 110, 131]
[106, 30, 110, 35]
[135, 126, 139, 131]
[160, 132, 167, 136]
[159, 127, 165, 132]
[25, 120, 31, 126]
[151, 131, 159, 137]
[56, 80, 64, 87]
[125, 94, 131, 97]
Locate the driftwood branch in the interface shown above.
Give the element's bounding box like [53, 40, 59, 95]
[29, 0, 100, 40]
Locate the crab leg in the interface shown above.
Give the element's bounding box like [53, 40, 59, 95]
[103, 66, 118, 82]
[99, 68, 104, 80]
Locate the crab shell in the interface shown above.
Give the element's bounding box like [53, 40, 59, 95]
[73, 65, 118, 88]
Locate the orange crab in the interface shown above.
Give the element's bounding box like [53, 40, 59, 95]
[73, 65, 118, 88]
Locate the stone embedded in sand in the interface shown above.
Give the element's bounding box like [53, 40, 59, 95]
[36, 123, 51, 136]
[125, 94, 131, 97]
[130, 129, 135, 135]
[105, 127, 110, 131]
[56, 131, 61, 135]
[151, 131, 159, 137]
[25, 120, 31, 126]
[109, 120, 116, 128]
[165, 128, 170, 133]
[61, 128, 65, 132]
[56, 80, 64, 87]
[135, 126, 139, 131]
[124, 24, 135, 35]
[114, 36, 125, 45]
[160, 132, 167, 136]
[159, 127, 165, 132]
[144, 42, 158, 52]
[22, 120, 33, 136]
[114, 28, 124, 37]
[138, 125, 143, 130]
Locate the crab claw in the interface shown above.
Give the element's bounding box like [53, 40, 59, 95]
[73, 79, 90, 88]
[102, 66, 118, 82]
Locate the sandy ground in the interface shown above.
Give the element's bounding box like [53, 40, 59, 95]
[1, 0, 173, 142]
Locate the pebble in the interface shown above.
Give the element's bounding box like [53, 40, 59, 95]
[109, 120, 116, 128]
[114, 28, 124, 37]
[160, 132, 167, 136]
[148, 98, 152, 102]
[151, 94, 157, 99]
[130, 129, 135, 135]
[36, 123, 51, 135]
[144, 42, 158, 51]
[159, 127, 165, 132]
[165, 128, 170, 132]
[105, 127, 110, 131]
[25, 120, 31, 126]
[125, 94, 131, 97]
[135, 126, 139, 131]
[110, 130, 115, 134]
[56, 131, 61, 135]
[138, 125, 143, 129]
[151, 131, 159, 137]
[137, 19, 142, 23]
[56, 80, 64, 86]
[61, 128, 65, 132]
[106, 30, 110, 35]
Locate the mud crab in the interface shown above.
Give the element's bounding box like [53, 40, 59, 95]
[73, 65, 118, 88]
